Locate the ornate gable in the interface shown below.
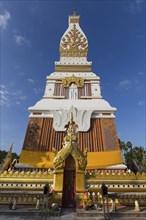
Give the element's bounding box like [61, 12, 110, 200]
[53, 114, 87, 171]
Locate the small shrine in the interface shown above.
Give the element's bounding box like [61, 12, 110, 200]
[53, 113, 87, 207]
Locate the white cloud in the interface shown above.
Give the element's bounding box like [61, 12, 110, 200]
[0, 10, 11, 29]
[128, 0, 144, 14]
[0, 85, 9, 106]
[136, 35, 145, 39]
[138, 101, 144, 106]
[135, 0, 143, 4]
[27, 78, 34, 83]
[118, 80, 131, 89]
[33, 88, 42, 94]
[0, 84, 26, 107]
[16, 101, 20, 105]
[29, 7, 37, 15]
[19, 95, 26, 100]
[14, 35, 30, 47]
[19, 72, 24, 76]
[138, 72, 144, 76]
[0, 84, 6, 89]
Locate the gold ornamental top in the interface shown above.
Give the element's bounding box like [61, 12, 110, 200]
[60, 10, 88, 57]
[69, 8, 80, 24]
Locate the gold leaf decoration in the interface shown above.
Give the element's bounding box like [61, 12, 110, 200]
[61, 75, 85, 88]
[60, 24, 88, 57]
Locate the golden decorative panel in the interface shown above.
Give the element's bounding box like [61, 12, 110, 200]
[60, 24, 88, 57]
[61, 75, 85, 88]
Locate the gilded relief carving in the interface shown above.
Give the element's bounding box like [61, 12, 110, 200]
[61, 75, 84, 88]
[102, 119, 119, 151]
[23, 119, 41, 150]
[60, 24, 88, 57]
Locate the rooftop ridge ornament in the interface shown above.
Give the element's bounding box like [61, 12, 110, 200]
[2, 143, 13, 171]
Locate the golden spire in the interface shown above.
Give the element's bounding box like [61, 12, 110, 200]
[73, 8, 77, 16]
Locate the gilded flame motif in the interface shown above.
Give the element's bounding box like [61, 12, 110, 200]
[61, 74, 85, 88]
[60, 24, 88, 57]
[53, 114, 87, 171]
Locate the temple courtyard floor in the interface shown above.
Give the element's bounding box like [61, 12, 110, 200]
[0, 205, 146, 220]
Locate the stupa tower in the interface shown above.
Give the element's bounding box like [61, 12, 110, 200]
[19, 10, 123, 169]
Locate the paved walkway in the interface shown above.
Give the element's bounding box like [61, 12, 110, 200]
[0, 205, 146, 220]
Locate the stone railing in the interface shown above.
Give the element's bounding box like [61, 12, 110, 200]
[0, 170, 54, 191]
[0, 170, 54, 179]
[85, 171, 146, 180]
[0, 191, 55, 208]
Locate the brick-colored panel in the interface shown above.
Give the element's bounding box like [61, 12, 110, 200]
[101, 118, 119, 151]
[22, 118, 43, 151]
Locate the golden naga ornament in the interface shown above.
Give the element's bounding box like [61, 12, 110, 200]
[2, 143, 13, 171]
[61, 74, 85, 88]
[60, 24, 88, 57]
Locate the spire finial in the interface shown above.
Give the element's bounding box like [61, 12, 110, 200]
[10, 143, 13, 151]
[73, 8, 76, 16]
[70, 112, 73, 125]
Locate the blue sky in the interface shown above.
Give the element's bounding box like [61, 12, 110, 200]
[0, 0, 145, 154]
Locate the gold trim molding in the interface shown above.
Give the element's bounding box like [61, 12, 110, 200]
[55, 65, 91, 72]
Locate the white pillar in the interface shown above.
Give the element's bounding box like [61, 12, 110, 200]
[135, 200, 141, 212]
[35, 198, 40, 210]
[12, 198, 17, 210]
[111, 199, 116, 212]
